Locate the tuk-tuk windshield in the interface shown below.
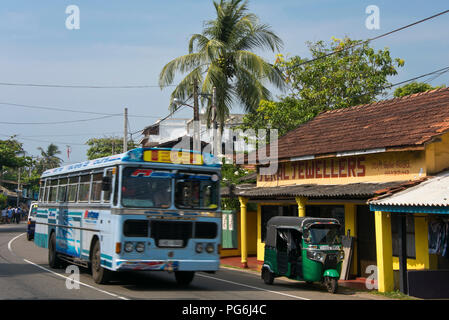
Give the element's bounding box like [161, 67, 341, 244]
[307, 224, 341, 245]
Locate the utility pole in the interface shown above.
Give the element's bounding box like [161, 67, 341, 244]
[16, 167, 21, 207]
[193, 79, 200, 152]
[212, 86, 218, 156]
[123, 107, 128, 152]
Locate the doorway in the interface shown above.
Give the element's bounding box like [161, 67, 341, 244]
[356, 205, 377, 277]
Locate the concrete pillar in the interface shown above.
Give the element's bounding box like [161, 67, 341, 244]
[414, 216, 430, 269]
[344, 203, 357, 275]
[295, 196, 307, 217]
[257, 203, 264, 261]
[374, 211, 394, 292]
[239, 196, 248, 268]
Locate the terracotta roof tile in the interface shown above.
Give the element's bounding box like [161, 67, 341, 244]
[271, 87, 449, 160]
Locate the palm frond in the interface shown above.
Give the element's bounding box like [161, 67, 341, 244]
[159, 53, 204, 87]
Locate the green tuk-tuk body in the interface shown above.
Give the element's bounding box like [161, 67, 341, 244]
[261, 216, 344, 293]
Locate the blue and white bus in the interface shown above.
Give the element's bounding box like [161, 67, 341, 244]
[34, 147, 222, 285]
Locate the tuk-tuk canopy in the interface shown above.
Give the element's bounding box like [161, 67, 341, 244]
[265, 216, 340, 248]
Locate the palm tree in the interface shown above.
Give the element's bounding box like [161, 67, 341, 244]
[37, 144, 63, 173]
[159, 0, 285, 127]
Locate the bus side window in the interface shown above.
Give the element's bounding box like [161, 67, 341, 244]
[113, 166, 119, 206]
[67, 176, 79, 202]
[103, 169, 113, 203]
[78, 174, 91, 202]
[48, 179, 58, 203]
[57, 178, 68, 203]
[39, 180, 45, 202]
[91, 173, 103, 202]
[45, 179, 50, 203]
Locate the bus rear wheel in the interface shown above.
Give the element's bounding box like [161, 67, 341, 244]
[48, 232, 63, 269]
[175, 271, 195, 286]
[91, 240, 112, 284]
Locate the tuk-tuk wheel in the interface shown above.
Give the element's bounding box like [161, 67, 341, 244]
[262, 268, 274, 285]
[325, 277, 338, 294]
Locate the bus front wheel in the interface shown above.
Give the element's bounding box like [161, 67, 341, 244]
[91, 240, 112, 284]
[175, 271, 195, 286]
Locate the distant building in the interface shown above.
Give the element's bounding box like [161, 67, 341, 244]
[140, 114, 254, 161]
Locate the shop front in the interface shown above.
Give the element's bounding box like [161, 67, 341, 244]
[236, 155, 422, 279]
[369, 170, 449, 298]
[232, 88, 449, 293]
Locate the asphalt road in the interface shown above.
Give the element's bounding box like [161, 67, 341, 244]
[0, 223, 386, 301]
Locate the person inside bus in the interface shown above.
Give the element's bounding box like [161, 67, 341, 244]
[153, 183, 170, 208]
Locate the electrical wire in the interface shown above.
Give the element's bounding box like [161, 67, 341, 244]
[0, 114, 120, 125]
[0, 101, 162, 119]
[0, 82, 176, 89]
[285, 9, 449, 70]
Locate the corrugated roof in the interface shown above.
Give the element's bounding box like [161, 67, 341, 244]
[224, 181, 408, 199]
[369, 170, 449, 207]
[259, 87, 449, 161]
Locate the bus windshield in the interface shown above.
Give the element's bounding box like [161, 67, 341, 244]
[121, 167, 171, 208]
[175, 172, 219, 210]
[307, 224, 341, 245]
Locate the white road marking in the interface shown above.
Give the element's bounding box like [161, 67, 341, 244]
[23, 258, 129, 300]
[9, 231, 307, 300]
[8, 232, 25, 255]
[8, 232, 129, 300]
[197, 273, 310, 300]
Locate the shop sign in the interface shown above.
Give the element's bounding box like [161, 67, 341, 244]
[258, 152, 425, 185]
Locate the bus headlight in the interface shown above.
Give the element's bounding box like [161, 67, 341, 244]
[195, 243, 203, 253]
[136, 242, 145, 253]
[124, 242, 134, 253]
[205, 243, 214, 253]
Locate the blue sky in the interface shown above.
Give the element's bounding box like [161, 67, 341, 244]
[1, 0, 448, 164]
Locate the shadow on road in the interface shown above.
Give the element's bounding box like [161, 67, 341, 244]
[0, 225, 27, 234]
[95, 269, 359, 297]
[0, 262, 48, 277]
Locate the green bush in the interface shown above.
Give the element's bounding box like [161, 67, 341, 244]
[0, 194, 7, 209]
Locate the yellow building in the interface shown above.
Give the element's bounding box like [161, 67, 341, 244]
[228, 88, 449, 293]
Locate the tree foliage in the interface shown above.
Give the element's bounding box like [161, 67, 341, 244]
[86, 137, 136, 160]
[0, 194, 7, 209]
[159, 0, 285, 127]
[0, 137, 28, 170]
[393, 81, 445, 97]
[220, 162, 252, 211]
[240, 37, 405, 136]
[36, 144, 63, 173]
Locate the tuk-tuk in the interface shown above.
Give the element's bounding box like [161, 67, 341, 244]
[261, 216, 344, 293]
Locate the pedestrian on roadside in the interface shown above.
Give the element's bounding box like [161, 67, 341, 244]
[19, 206, 24, 221]
[11, 207, 16, 224]
[14, 207, 20, 224]
[1, 207, 6, 224]
[7, 207, 13, 224]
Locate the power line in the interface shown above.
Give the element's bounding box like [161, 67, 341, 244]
[12, 136, 86, 146]
[286, 9, 449, 70]
[386, 66, 449, 89]
[0, 82, 177, 89]
[383, 66, 449, 99]
[0, 114, 120, 125]
[18, 131, 122, 138]
[346, 65, 449, 103]
[0, 101, 161, 119]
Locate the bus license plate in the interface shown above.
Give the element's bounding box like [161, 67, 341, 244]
[159, 239, 183, 247]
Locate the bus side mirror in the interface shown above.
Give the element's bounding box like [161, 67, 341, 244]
[102, 177, 111, 191]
